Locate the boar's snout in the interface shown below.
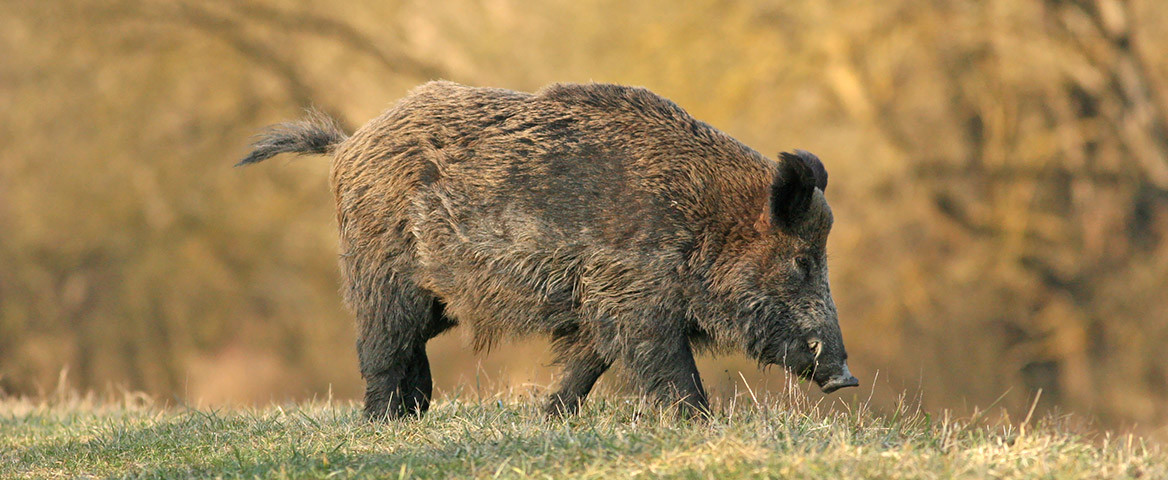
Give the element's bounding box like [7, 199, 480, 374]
[816, 363, 859, 394]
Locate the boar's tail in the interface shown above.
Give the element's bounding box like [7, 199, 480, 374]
[236, 108, 349, 166]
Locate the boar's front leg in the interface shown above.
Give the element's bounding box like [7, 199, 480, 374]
[627, 332, 710, 418]
[545, 336, 611, 417]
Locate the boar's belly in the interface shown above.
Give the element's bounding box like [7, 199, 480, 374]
[409, 188, 590, 335]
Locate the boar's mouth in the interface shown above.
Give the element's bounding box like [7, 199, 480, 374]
[813, 364, 859, 394]
[760, 343, 859, 394]
[780, 359, 859, 394]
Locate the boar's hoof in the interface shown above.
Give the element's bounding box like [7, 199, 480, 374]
[544, 395, 580, 417]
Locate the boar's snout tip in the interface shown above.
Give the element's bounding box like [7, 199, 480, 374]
[820, 375, 859, 394]
[818, 365, 859, 394]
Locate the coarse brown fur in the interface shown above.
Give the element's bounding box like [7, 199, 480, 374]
[240, 81, 856, 420]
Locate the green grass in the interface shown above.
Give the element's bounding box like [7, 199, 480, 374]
[1, 389, 1163, 479]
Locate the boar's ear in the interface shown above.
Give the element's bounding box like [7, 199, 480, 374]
[768, 150, 825, 231]
[793, 149, 827, 192]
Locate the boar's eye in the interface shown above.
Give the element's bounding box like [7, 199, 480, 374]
[807, 338, 823, 359]
[792, 255, 814, 276]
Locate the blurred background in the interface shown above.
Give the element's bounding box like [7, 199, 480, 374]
[2, 0, 1167, 435]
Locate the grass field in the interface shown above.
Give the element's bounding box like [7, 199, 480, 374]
[1, 388, 1164, 479]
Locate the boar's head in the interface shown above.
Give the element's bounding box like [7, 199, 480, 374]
[713, 150, 857, 394]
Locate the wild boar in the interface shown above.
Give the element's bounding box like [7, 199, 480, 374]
[238, 81, 858, 420]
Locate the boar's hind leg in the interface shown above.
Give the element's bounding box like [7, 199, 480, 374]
[545, 336, 611, 417]
[627, 333, 710, 418]
[357, 280, 453, 421]
[397, 345, 431, 416]
[397, 299, 455, 416]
